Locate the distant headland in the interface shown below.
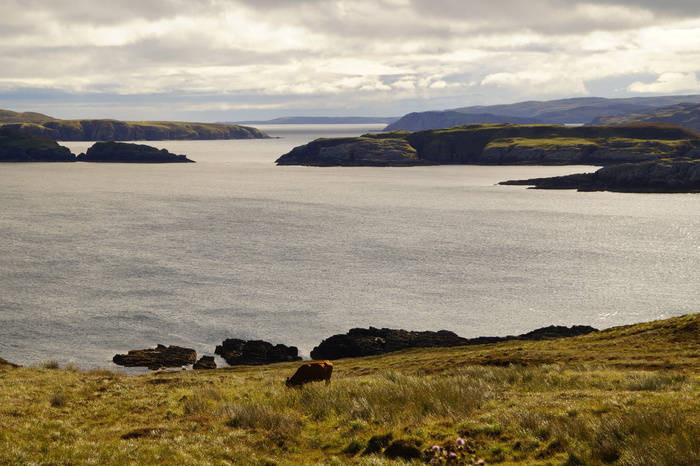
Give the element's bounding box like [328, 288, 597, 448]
[0, 109, 268, 141]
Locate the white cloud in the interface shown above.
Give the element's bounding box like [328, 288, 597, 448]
[627, 72, 700, 93]
[2, 0, 700, 120]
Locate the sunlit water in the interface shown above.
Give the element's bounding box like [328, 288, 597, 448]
[1, 124, 699, 371]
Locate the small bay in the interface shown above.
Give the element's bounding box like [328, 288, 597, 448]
[1, 124, 698, 370]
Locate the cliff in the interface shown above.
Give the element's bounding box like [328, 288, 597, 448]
[0, 127, 76, 162]
[500, 157, 700, 193]
[0, 109, 269, 141]
[276, 123, 700, 167]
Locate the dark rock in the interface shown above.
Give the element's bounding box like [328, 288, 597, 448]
[77, 141, 195, 163]
[214, 339, 301, 366]
[193, 356, 217, 370]
[311, 325, 598, 360]
[112, 344, 197, 369]
[0, 127, 75, 162]
[310, 328, 470, 360]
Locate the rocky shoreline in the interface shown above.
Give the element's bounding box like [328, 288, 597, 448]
[103, 324, 599, 371]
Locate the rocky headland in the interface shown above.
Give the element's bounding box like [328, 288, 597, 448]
[500, 157, 700, 193]
[276, 122, 700, 167]
[76, 141, 195, 163]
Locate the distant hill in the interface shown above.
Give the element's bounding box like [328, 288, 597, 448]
[0, 109, 268, 141]
[386, 95, 700, 131]
[230, 116, 398, 125]
[589, 103, 700, 131]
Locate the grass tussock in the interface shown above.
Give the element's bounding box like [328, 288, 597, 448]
[2, 313, 700, 464]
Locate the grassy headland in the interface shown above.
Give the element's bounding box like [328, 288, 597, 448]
[2, 313, 699, 465]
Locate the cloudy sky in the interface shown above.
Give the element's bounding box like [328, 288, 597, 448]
[2, 0, 700, 121]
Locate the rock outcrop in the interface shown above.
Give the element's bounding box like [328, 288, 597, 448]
[193, 356, 217, 370]
[310, 325, 598, 360]
[0, 127, 76, 162]
[214, 339, 302, 366]
[76, 141, 195, 163]
[500, 157, 700, 193]
[112, 344, 197, 369]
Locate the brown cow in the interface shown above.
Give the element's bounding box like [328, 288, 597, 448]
[285, 360, 333, 388]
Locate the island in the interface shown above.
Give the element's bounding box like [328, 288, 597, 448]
[77, 141, 195, 163]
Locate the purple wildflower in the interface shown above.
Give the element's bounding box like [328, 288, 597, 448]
[448, 452, 457, 459]
[432, 444, 441, 452]
[456, 437, 465, 446]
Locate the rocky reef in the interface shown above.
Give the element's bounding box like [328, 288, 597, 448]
[500, 157, 700, 193]
[214, 339, 302, 366]
[76, 141, 195, 163]
[0, 127, 76, 162]
[112, 344, 197, 369]
[276, 123, 700, 167]
[309, 325, 598, 360]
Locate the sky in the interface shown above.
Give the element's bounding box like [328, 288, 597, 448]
[2, 0, 700, 122]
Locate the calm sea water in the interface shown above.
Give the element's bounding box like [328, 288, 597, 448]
[1, 124, 699, 371]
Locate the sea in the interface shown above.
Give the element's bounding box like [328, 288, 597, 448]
[1, 124, 699, 372]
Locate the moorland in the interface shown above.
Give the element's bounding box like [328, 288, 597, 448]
[2, 313, 699, 465]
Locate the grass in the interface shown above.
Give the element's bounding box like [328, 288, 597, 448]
[2, 313, 700, 465]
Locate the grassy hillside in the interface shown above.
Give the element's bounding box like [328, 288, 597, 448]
[2, 314, 699, 465]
